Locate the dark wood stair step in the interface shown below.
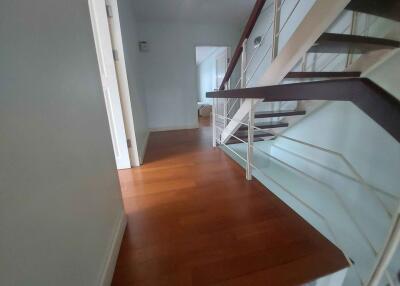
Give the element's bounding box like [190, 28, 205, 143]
[309, 33, 400, 54]
[226, 137, 265, 145]
[346, 0, 400, 22]
[235, 130, 274, 140]
[255, 110, 306, 118]
[227, 130, 274, 144]
[234, 130, 274, 139]
[285, 71, 361, 79]
[238, 121, 289, 131]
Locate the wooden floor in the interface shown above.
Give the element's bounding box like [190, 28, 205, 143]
[112, 117, 347, 286]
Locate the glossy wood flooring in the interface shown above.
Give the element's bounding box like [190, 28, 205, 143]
[112, 117, 347, 286]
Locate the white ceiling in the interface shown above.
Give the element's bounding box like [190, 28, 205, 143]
[130, 0, 257, 25]
[195, 46, 227, 64]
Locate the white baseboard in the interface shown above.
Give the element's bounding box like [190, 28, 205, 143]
[139, 130, 150, 165]
[98, 209, 127, 286]
[149, 124, 199, 132]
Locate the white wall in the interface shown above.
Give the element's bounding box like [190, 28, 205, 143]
[366, 50, 400, 101]
[197, 47, 227, 104]
[117, 0, 149, 163]
[137, 21, 240, 130]
[0, 0, 125, 285]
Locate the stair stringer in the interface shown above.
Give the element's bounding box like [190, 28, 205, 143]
[221, 0, 351, 143]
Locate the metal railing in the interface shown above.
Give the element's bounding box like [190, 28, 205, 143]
[243, 0, 303, 88]
[221, 0, 304, 130]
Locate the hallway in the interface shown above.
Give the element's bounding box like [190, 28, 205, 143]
[112, 118, 347, 286]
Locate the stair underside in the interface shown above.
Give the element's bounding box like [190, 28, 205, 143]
[309, 33, 400, 54]
[285, 71, 361, 79]
[255, 110, 306, 118]
[238, 121, 289, 131]
[346, 0, 400, 22]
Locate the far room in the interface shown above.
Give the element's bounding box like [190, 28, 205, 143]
[195, 46, 229, 124]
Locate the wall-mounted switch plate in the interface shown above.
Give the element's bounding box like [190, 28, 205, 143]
[138, 41, 149, 52]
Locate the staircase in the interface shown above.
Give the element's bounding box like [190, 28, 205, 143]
[225, 27, 400, 144]
[215, 0, 400, 146]
[223, 31, 399, 145]
[208, 0, 400, 285]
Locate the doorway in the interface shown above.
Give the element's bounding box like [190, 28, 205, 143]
[89, 0, 140, 169]
[195, 46, 229, 124]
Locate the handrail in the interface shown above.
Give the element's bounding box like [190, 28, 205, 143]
[207, 78, 400, 143]
[219, 0, 267, 90]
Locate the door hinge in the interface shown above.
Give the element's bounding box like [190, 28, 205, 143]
[127, 139, 132, 148]
[112, 49, 119, 61]
[106, 5, 113, 18]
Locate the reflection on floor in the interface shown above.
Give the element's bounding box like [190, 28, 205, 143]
[112, 117, 347, 286]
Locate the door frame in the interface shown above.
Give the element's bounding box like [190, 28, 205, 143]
[215, 47, 229, 89]
[215, 47, 229, 127]
[88, 0, 140, 167]
[194, 45, 231, 90]
[194, 46, 231, 126]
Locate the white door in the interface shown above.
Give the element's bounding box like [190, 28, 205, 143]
[104, 0, 141, 167]
[89, 0, 131, 169]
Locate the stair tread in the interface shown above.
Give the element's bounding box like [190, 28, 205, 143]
[255, 110, 306, 118]
[226, 137, 265, 145]
[346, 0, 400, 22]
[234, 130, 274, 138]
[238, 121, 289, 131]
[285, 71, 361, 78]
[309, 33, 400, 54]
